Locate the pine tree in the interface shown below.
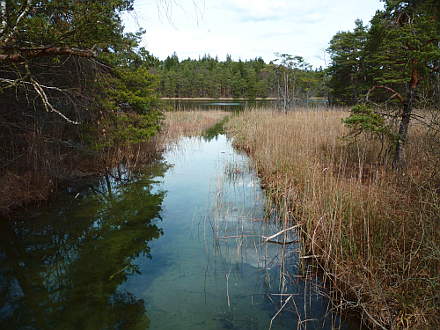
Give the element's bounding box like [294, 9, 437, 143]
[327, 19, 368, 105]
[365, 0, 440, 167]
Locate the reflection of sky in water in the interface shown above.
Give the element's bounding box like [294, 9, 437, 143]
[166, 99, 278, 111]
[166, 99, 328, 112]
[0, 134, 347, 330]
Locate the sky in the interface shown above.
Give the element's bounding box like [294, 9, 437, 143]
[123, 0, 384, 68]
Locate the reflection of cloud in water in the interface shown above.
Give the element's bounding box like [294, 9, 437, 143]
[211, 156, 297, 271]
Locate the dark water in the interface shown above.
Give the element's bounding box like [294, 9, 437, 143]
[164, 99, 328, 111]
[0, 134, 346, 329]
[164, 99, 277, 111]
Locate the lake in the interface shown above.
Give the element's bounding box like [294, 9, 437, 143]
[164, 98, 328, 111]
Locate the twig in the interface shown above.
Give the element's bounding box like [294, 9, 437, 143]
[361, 303, 388, 330]
[263, 224, 300, 242]
[108, 265, 129, 280]
[0, 77, 64, 92]
[30, 77, 79, 124]
[265, 239, 298, 245]
[366, 85, 404, 104]
[300, 255, 321, 259]
[269, 295, 292, 330]
[226, 272, 231, 308]
[218, 235, 260, 239]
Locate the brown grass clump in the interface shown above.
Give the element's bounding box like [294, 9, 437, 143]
[0, 171, 54, 212]
[226, 108, 440, 329]
[161, 110, 229, 143]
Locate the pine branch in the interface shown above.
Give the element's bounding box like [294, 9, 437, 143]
[0, 47, 96, 62]
[366, 85, 404, 103]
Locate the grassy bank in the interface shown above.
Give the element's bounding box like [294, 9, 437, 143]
[226, 108, 439, 329]
[161, 110, 229, 143]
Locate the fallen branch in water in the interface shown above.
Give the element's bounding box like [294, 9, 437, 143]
[218, 234, 260, 239]
[262, 224, 301, 242]
[265, 239, 299, 245]
[269, 295, 292, 330]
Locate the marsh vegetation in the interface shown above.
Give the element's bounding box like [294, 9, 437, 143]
[227, 108, 440, 328]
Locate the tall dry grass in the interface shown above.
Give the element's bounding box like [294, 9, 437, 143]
[226, 108, 440, 329]
[161, 110, 229, 144]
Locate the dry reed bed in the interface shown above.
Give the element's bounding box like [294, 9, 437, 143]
[161, 110, 229, 144]
[226, 108, 439, 329]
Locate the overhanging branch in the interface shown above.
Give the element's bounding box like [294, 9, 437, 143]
[366, 85, 404, 104]
[29, 77, 79, 124]
[0, 76, 79, 124]
[0, 77, 64, 92]
[0, 47, 96, 62]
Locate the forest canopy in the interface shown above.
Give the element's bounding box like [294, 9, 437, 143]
[153, 53, 326, 101]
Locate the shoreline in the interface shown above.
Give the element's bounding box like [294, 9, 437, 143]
[161, 97, 278, 101]
[160, 97, 327, 102]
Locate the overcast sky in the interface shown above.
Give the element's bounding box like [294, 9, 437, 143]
[123, 0, 384, 68]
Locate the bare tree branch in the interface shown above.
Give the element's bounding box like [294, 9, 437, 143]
[0, 77, 64, 92]
[3, 68, 81, 124]
[29, 77, 79, 124]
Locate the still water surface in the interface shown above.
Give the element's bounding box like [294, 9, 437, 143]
[165, 99, 277, 111]
[165, 99, 327, 111]
[0, 134, 344, 329]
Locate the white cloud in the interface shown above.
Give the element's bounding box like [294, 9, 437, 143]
[123, 0, 383, 67]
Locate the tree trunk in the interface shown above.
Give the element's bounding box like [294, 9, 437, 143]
[283, 71, 288, 114]
[277, 72, 282, 111]
[393, 87, 415, 168]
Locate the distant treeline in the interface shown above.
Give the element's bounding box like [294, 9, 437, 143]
[153, 54, 327, 100]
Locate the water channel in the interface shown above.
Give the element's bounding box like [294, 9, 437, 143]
[0, 131, 347, 329]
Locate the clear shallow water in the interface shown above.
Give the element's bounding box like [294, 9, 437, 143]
[0, 134, 346, 330]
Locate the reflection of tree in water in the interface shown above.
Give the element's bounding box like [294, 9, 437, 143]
[0, 162, 168, 329]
